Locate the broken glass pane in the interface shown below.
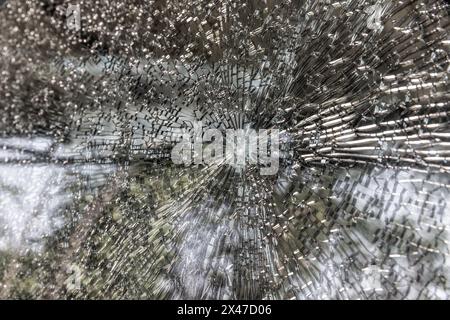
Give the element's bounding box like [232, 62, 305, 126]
[0, 0, 450, 299]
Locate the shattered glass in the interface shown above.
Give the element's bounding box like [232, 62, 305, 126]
[0, 0, 450, 299]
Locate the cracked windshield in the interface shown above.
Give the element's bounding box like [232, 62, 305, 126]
[1, 0, 450, 300]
